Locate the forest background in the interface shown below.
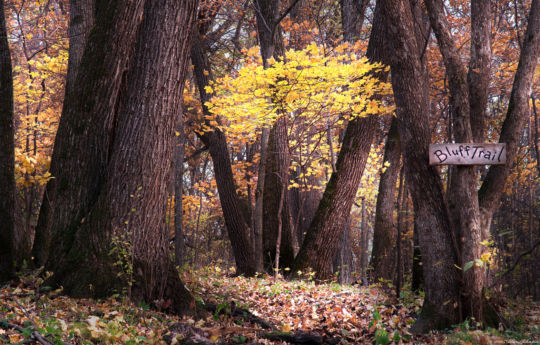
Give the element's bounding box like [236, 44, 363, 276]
[0, 0, 538, 343]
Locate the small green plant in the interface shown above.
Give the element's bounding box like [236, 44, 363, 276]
[109, 231, 134, 297]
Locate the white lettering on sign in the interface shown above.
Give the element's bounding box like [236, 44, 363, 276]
[429, 143, 506, 165]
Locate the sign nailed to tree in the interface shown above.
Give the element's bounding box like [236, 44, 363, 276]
[429, 143, 506, 165]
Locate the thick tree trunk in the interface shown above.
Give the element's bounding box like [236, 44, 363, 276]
[191, 27, 257, 276]
[291, 0, 385, 281]
[380, 0, 461, 332]
[32, 0, 96, 267]
[34, 0, 143, 270]
[41, 0, 199, 315]
[0, 0, 16, 282]
[370, 117, 400, 283]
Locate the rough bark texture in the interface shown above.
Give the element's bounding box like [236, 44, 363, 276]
[191, 27, 257, 276]
[34, 0, 143, 270]
[262, 116, 295, 272]
[468, 0, 491, 142]
[175, 115, 186, 267]
[340, 0, 369, 42]
[0, 0, 16, 282]
[40, 0, 199, 315]
[332, 0, 370, 286]
[381, 0, 461, 332]
[370, 117, 400, 283]
[32, 0, 96, 267]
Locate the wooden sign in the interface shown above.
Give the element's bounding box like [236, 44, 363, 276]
[429, 143, 506, 165]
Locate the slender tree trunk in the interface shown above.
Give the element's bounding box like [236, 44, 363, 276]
[175, 120, 186, 267]
[190, 27, 257, 276]
[395, 166, 405, 298]
[41, 0, 199, 315]
[262, 116, 295, 272]
[32, 0, 96, 267]
[411, 215, 424, 292]
[254, 129, 269, 272]
[360, 197, 368, 285]
[0, 0, 16, 282]
[370, 117, 400, 283]
[381, 0, 461, 332]
[253, 0, 296, 273]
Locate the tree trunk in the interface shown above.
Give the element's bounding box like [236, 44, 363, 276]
[370, 117, 400, 283]
[340, 0, 369, 42]
[380, 0, 461, 332]
[190, 27, 257, 276]
[32, 0, 96, 267]
[34, 0, 143, 270]
[262, 116, 295, 272]
[41, 0, 199, 314]
[425, 0, 540, 323]
[0, 0, 16, 282]
[332, 0, 370, 285]
[175, 116, 186, 267]
[411, 215, 424, 292]
[254, 129, 269, 271]
[253, 0, 296, 273]
[291, 0, 386, 281]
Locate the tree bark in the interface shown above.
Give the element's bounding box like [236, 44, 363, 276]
[32, 0, 96, 267]
[0, 0, 16, 282]
[254, 0, 296, 273]
[190, 26, 257, 276]
[175, 115, 186, 267]
[340, 0, 369, 43]
[40, 0, 199, 315]
[370, 117, 400, 283]
[425, 0, 540, 323]
[380, 0, 461, 332]
[34, 0, 143, 270]
[291, 0, 386, 281]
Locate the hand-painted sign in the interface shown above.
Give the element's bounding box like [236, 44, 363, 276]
[429, 143, 506, 165]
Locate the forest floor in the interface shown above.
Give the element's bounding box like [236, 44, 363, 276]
[1, 268, 539, 345]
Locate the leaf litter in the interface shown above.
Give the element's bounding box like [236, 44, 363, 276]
[1, 268, 538, 344]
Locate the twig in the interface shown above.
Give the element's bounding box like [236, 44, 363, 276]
[490, 240, 540, 288]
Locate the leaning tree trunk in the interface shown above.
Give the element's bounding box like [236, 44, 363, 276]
[380, 0, 461, 332]
[42, 0, 199, 314]
[332, 0, 370, 285]
[370, 117, 400, 283]
[291, 0, 387, 281]
[190, 26, 257, 276]
[32, 0, 96, 267]
[0, 0, 16, 282]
